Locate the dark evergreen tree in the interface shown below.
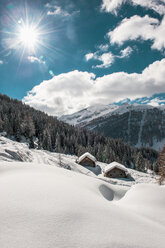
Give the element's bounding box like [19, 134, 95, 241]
[135, 152, 145, 172]
[29, 136, 35, 149]
[158, 146, 165, 185]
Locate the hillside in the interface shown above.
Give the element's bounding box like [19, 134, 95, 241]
[0, 93, 158, 171]
[60, 104, 165, 150]
[0, 136, 158, 186]
[0, 161, 164, 248]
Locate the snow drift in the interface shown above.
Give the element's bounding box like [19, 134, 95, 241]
[0, 162, 164, 248]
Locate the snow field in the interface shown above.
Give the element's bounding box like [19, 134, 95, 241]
[0, 162, 164, 248]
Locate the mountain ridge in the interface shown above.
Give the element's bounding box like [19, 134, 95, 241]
[60, 103, 165, 150]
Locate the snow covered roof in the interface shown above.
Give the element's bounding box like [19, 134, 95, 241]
[104, 161, 128, 174]
[77, 152, 96, 163]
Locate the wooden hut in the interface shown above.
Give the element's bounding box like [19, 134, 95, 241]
[104, 162, 128, 178]
[77, 152, 96, 167]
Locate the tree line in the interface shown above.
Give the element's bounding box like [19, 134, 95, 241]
[0, 93, 158, 172]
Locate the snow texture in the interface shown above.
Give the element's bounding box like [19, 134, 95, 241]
[0, 162, 164, 248]
[104, 161, 128, 174]
[77, 152, 97, 163]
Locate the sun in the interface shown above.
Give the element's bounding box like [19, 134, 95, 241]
[18, 25, 39, 50]
[2, 6, 56, 63]
[16, 21, 40, 52]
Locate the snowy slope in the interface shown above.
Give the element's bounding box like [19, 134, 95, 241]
[60, 104, 119, 126]
[0, 162, 164, 248]
[60, 103, 155, 126]
[0, 136, 96, 177]
[0, 136, 158, 186]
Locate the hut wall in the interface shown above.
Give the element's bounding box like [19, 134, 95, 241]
[79, 157, 95, 167]
[105, 168, 126, 178]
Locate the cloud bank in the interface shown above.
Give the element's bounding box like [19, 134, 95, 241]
[108, 15, 165, 50]
[101, 0, 165, 15]
[23, 59, 165, 116]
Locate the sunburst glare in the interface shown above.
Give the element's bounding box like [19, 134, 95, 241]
[14, 16, 46, 55]
[17, 24, 39, 50]
[1, 4, 67, 74]
[1, 6, 55, 58]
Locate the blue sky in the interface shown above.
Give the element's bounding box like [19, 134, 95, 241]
[0, 0, 165, 115]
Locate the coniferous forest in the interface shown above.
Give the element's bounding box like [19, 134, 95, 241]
[0, 93, 158, 171]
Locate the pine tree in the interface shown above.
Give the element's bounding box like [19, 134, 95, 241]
[0, 116, 4, 132]
[135, 152, 145, 172]
[21, 114, 35, 139]
[42, 129, 52, 151]
[158, 146, 165, 185]
[55, 133, 61, 153]
[153, 161, 159, 173]
[29, 136, 35, 149]
[58, 154, 63, 167]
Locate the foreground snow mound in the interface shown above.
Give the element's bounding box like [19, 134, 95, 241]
[117, 184, 165, 224]
[0, 162, 164, 248]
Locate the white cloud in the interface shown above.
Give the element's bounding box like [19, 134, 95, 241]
[101, 0, 126, 15]
[47, 5, 70, 16]
[85, 53, 95, 61]
[85, 46, 133, 68]
[27, 56, 45, 64]
[97, 44, 109, 51]
[0, 60, 3, 65]
[108, 15, 165, 50]
[85, 51, 114, 68]
[23, 71, 95, 116]
[45, 3, 79, 17]
[120, 46, 133, 58]
[132, 0, 165, 15]
[101, 0, 165, 15]
[94, 52, 115, 68]
[23, 59, 165, 116]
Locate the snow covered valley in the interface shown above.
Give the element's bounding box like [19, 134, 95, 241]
[0, 136, 165, 248]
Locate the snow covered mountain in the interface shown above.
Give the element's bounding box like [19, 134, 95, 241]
[60, 104, 120, 126]
[60, 103, 156, 126]
[60, 104, 165, 150]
